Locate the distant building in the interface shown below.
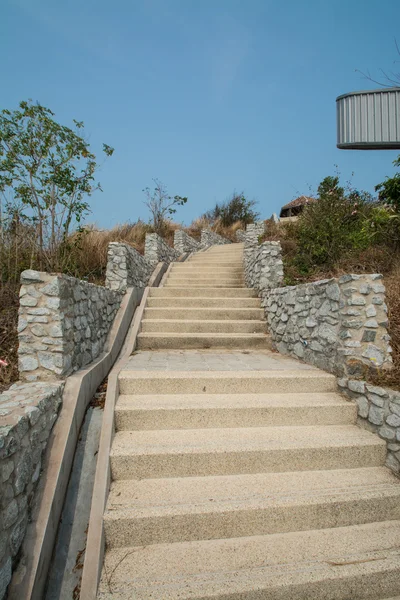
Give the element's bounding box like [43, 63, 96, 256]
[279, 195, 316, 219]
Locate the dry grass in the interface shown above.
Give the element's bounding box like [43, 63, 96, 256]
[185, 218, 245, 242]
[65, 219, 180, 284]
[65, 221, 153, 284]
[212, 219, 243, 241]
[0, 284, 19, 393]
[369, 266, 400, 389]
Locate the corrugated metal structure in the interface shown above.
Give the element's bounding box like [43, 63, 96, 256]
[336, 88, 400, 149]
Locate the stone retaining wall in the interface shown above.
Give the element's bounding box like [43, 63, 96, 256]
[18, 271, 122, 381]
[174, 230, 201, 254]
[265, 274, 392, 377]
[200, 229, 231, 247]
[144, 233, 180, 266]
[235, 230, 246, 242]
[105, 242, 153, 292]
[338, 378, 400, 475]
[0, 381, 64, 599]
[245, 221, 265, 245]
[244, 241, 284, 292]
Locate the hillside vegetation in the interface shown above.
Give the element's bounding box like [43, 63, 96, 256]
[261, 172, 400, 389]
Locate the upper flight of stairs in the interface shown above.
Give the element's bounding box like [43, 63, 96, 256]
[137, 243, 270, 350]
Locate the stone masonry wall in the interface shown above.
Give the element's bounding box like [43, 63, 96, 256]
[174, 230, 201, 254]
[265, 274, 392, 377]
[338, 378, 400, 475]
[266, 279, 341, 373]
[144, 233, 180, 266]
[235, 230, 246, 242]
[105, 242, 153, 292]
[200, 229, 231, 247]
[0, 381, 63, 599]
[244, 240, 284, 292]
[245, 221, 265, 245]
[18, 270, 122, 381]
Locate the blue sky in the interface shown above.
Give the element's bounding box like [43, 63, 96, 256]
[2, 0, 400, 227]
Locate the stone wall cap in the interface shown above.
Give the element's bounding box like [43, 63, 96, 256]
[20, 270, 45, 283]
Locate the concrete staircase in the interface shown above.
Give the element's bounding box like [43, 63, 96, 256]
[98, 355, 400, 599]
[97, 243, 400, 599]
[137, 243, 270, 350]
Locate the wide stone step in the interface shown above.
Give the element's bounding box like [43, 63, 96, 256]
[98, 521, 400, 599]
[146, 297, 261, 308]
[168, 272, 244, 278]
[104, 467, 400, 547]
[136, 332, 270, 350]
[109, 425, 385, 480]
[143, 310, 264, 321]
[185, 256, 243, 267]
[164, 282, 245, 288]
[143, 307, 264, 320]
[170, 266, 244, 273]
[118, 370, 337, 395]
[114, 392, 356, 430]
[166, 275, 244, 283]
[148, 288, 257, 298]
[140, 319, 267, 334]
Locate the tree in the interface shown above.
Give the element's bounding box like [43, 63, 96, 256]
[203, 192, 259, 227]
[317, 175, 344, 198]
[375, 155, 400, 212]
[143, 179, 187, 234]
[0, 100, 114, 269]
[357, 40, 400, 88]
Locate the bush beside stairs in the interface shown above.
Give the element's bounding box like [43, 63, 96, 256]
[97, 243, 400, 599]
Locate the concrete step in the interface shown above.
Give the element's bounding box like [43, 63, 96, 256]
[143, 307, 264, 320]
[148, 288, 257, 298]
[109, 425, 385, 480]
[114, 392, 357, 430]
[187, 259, 243, 265]
[169, 272, 244, 278]
[140, 320, 267, 334]
[201, 248, 243, 252]
[166, 275, 244, 283]
[98, 521, 400, 599]
[118, 370, 337, 395]
[184, 263, 243, 268]
[163, 284, 246, 290]
[189, 255, 243, 260]
[171, 265, 244, 272]
[146, 297, 261, 308]
[136, 332, 271, 350]
[104, 467, 400, 547]
[164, 282, 245, 288]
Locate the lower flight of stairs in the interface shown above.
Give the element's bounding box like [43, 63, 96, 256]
[137, 243, 271, 350]
[98, 366, 400, 599]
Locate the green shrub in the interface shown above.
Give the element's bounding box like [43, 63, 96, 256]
[375, 155, 400, 213]
[291, 176, 374, 273]
[203, 192, 259, 227]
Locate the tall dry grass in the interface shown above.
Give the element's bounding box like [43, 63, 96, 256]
[186, 217, 244, 242]
[370, 265, 400, 389]
[65, 219, 180, 284]
[0, 284, 19, 392]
